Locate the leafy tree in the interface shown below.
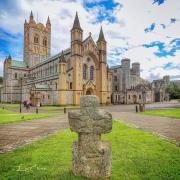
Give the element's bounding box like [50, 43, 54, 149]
[0, 76, 3, 84]
[167, 83, 180, 99]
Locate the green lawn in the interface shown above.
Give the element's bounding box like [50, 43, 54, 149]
[0, 109, 64, 124]
[0, 109, 17, 114]
[0, 121, 179, 179]
[41, 105, 80, 111]
[0, 103, 20, 108]
[141, 108, 180, 119]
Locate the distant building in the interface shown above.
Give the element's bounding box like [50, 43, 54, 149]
[152, 76, 170, 102]
[110, 58, 170, 104]
[1, 12, 112, 105]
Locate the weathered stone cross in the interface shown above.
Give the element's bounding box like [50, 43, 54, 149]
[68, 95, 112, 179]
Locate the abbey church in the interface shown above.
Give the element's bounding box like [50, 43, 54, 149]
[1, 11, 170, 105]
[1, 12, 112, 105]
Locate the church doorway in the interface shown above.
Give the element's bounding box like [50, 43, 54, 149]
[133, 95, 137, 104]
[86, 88, 93, 95]
[30, 93, 36, 106]
[155, 92, 160, 102]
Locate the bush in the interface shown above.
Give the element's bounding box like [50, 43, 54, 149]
[167, 83, 180, 99]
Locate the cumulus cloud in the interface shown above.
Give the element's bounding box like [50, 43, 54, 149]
[0, 0, 179, 81]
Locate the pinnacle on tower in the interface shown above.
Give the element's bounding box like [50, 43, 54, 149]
[97, 26, 106, 42]
[29, 10, 34, 22]
[30, 10, 33, 18]
[8, 54, 12, 60]
[46, 16, 51, 25]
[72, 12, 82, 31]
[59, 51, 66, 63]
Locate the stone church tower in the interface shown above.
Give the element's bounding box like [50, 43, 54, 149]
[71, 12, 83, 105]
[97, 27, 108, 103]
[23, 11, 51, 67]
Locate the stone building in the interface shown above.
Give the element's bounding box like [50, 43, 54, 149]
[110, 58, 170, 104]
[1, 12, 112, 105]
[152, 76, 170, 102]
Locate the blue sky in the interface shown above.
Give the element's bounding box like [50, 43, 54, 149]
[0, 0, 180, 80]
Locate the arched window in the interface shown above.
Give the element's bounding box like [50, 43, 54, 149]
[43, 37, 47, 46]
[70, 82, 72, 89]
[90, 65, 94, 80]
[34, 34, 39, 44]
[83, 64, 87, 79]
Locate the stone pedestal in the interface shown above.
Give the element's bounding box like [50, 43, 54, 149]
[68, 95, 112, 179]
[139, 103, 145, 112]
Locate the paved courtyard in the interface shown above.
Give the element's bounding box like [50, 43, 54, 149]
[0, 101, 179, 153]
[112, 112, 180, 141]
[0, 116, 69, 153]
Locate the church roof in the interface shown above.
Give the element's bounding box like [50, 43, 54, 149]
[12, 60, 28, 68]
[134, 83, 152, 91]
[30, 48, 70, 69]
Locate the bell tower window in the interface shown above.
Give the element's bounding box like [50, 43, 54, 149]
[43, 37, 47, 46]
[34, 34, 39, 44]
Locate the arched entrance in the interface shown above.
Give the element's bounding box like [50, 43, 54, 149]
[133, 95, 137, 104]
[86, 88, 93, 95]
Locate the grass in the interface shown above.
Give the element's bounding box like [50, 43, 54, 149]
[0, 109, 17, 114]
[0, 121, 179, 179]
[141, 108, 180, 119]
[0, 109, 64, 124]
[41, 105, 80, 111]
[0, 103, 20, 108]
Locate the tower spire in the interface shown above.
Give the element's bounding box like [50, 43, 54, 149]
[29, 10, 34, 22]
[72, 12, 82, 31]
[46, 16, 51, 25]
[59, 51, 66, 63]
[97, 26, 106, 42]
[8, 54, 12, 60]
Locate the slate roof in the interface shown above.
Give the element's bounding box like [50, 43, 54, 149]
[12, 60, 28, 68]
[31, 48, 70, 69]
[72, 12, 82, 31]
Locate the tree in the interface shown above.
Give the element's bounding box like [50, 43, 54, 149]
[167, 83, 180, 99]
[0, 76, 3, 84]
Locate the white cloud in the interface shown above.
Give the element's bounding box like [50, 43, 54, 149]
[0, 0, 179, 80]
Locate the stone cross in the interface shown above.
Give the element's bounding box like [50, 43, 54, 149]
[68, 95, 112, 179]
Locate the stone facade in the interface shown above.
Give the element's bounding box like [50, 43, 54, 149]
[1, 12, 112, 105]
[110, 58, 170, 104]
[152, 76, 170, 102]
[68, 95, 112, 179]
[24, 11, 51, 67]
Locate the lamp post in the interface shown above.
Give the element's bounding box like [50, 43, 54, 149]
[19, 77, 23, 113]
[36, 91, 38, 114]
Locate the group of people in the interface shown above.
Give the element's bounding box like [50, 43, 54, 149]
[23, 100, 32, 110]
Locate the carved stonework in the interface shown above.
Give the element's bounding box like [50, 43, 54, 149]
[68, 95, 112, 179]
